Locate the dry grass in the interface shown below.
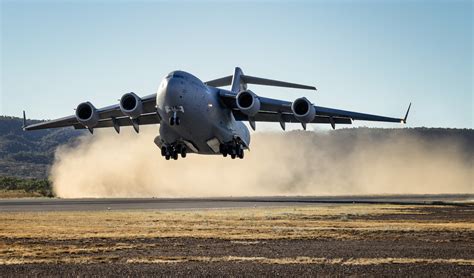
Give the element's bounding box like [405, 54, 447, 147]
[0, 190, 43, 198]
[2, 256, 472, 266]
[0, 241, 157, 265]
[0, 205, 472, 265]
[0, 205, 471, 241]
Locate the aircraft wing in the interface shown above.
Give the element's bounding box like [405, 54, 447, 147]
[23, 93, 158, 132]
[233, 110, 353, 125]
[219, 91, 410, 128]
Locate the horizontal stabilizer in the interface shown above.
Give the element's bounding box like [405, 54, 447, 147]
[205, 70, 316, 91]
[240, 75, 316, 90]
[205, 75, 233, 88]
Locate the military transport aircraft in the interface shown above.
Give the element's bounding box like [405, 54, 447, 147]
[23, 67, 411, 160]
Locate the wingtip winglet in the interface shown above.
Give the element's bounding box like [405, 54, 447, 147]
[22, 110, 27, 130]
[402, 102, 411, 124]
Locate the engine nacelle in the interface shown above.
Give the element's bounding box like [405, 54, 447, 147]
[291, 97, 316, 123]
[120, 92, 143, 118]
[236, 90, 261, 117]
[75, 102, 99, 127]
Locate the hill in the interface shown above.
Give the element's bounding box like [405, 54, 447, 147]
[0, 116, 83, 178]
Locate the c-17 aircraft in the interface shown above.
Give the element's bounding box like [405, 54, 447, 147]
[23, 67, 411, 160]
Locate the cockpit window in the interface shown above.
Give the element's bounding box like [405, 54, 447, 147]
[166, 72, 185, 79]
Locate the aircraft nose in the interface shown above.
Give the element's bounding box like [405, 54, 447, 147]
[163, 76, 186, 105]
[166, 77, 182, 94]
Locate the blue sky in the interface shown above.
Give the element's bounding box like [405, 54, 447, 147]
[1, 0, 472, 129]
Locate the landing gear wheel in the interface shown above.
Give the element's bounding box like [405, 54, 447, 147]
[175, 117, 181, 126]
[220, 146, 228, 157]
[169, 117, 175, 126]
[237, 147, 243, 158]
[173, 152, 178, 160]
[180, 148, 187, 158]
[220, 140, 246, 159]
[165, 154, 170, 160]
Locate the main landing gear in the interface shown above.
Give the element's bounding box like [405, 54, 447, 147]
[219, 140, 245, 159]
[161, 144, 187, 160]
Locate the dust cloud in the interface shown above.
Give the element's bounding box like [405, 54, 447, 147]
[50, 127, 473, 198]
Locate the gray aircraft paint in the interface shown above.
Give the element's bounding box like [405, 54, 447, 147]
[23, 67, 410, 159]
[155, 71, 250, 154]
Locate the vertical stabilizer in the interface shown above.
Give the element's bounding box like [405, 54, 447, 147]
[230, 67, 247, 93]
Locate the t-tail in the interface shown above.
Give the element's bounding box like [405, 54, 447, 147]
[205, 67, 317, 93]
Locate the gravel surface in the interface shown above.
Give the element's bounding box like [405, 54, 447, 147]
[2, 262, 473, 277]
[1, 205, 472, 277]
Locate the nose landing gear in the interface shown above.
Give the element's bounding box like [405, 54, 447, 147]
[169, 111, 181, 126]
[166, 106, 184, 126]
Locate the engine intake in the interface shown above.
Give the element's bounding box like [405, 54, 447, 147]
[291, 97, 315, 123]
[120, 92, 143, 118]
[75, 102, 99, 127]
[236, 90, 261, 117]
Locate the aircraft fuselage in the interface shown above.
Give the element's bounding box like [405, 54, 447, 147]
[155, 71, 250, 155]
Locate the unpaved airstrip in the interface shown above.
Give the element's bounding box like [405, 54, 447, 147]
[0, 196, 473, 276]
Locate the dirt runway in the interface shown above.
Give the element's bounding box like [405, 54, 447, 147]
[0, 202, 473, 276]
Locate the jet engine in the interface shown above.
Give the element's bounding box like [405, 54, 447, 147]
[119, 92, 143, 118]
[75, 102, 99, 127]
[291, 97, 315, 123]
[236, 90, 261, 116]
